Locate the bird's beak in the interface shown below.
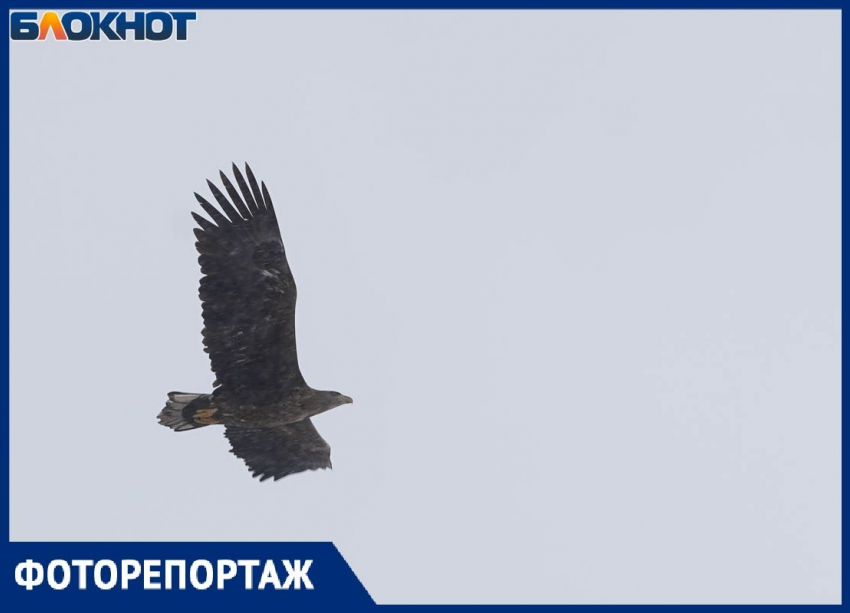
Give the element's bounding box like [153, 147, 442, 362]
[341, 395, 354, 405]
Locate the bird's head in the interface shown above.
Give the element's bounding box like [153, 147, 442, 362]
[310, 390, 354, 415]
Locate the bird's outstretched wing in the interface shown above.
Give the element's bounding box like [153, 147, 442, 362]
[225, 420, 332, 481]
[193, 163, 304, 405]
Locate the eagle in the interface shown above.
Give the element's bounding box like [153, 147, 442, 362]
[157, 163, 353, 481]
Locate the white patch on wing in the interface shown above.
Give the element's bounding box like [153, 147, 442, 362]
[260, 270, 278, 278]
[170, 393, 201, 403]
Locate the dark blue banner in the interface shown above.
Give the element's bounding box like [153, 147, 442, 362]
[4, 542, 373, 609]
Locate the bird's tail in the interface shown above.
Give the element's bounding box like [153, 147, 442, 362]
[157, 392, 219, 432]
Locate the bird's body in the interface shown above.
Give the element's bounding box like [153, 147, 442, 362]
[161, 388, 345, 429]
[157, 164, 352, 481]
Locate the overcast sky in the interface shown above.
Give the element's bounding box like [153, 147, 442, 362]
[9, 10, 840, 604]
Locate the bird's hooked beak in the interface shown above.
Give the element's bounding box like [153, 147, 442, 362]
[341, 395, 354, 405]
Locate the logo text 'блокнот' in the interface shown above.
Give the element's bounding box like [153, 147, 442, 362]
[10, 11, 196, 41]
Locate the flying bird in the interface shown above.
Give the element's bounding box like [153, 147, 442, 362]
[157, 164, 352, 481]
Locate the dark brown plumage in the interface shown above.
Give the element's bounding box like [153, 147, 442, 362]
[157, 164, 352, 481]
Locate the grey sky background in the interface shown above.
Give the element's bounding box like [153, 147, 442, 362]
[9, 10, 840, 604]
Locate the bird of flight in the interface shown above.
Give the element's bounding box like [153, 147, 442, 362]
[157, 163, 353, 481]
